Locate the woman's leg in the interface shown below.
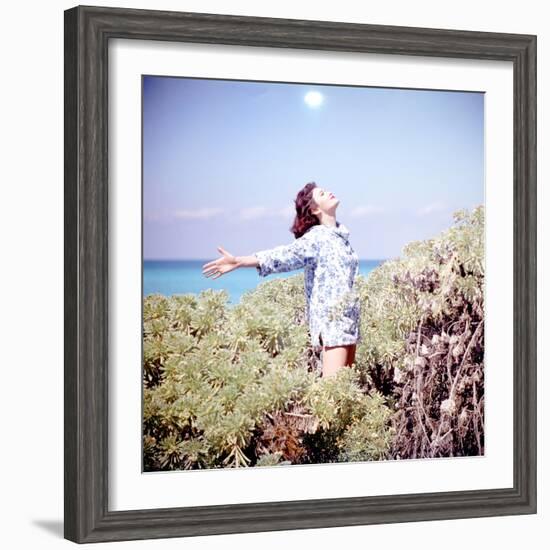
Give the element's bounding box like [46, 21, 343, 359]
[321, 346, 347, 378]
[321, 344, 356, 378]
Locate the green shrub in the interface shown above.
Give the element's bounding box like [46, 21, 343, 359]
[143, 205, 485, 469]
[143, 289, 393, 470]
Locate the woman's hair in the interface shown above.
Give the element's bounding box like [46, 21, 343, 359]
[290, 181, 320, 239]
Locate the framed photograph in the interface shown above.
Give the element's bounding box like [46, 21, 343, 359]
[64, 4, 537, 544]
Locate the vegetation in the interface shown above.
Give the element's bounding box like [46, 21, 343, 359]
[143, 205, 484, 470]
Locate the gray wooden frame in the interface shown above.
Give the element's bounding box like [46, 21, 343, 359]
[64, 4, 537, 544]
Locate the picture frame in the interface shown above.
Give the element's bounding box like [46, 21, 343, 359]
[64, 4, 537, 544]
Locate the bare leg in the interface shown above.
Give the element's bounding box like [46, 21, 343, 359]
[321, 344, 356, 378]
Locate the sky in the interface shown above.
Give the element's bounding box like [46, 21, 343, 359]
[143, 76, 484, 260]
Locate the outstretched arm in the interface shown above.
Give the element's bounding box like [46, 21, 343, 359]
[202, 247, 244, 280]
[250, 230, 319, 277]
[234, 255, 260, 268]
[202, 230, 319, 280]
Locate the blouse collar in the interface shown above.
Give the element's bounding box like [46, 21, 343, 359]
[319, 220, 350, 243]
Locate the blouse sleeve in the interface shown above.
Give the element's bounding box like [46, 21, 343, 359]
[254, 228, 319, 277]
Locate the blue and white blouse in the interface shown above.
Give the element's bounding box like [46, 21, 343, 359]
[254, 221, 361, 349]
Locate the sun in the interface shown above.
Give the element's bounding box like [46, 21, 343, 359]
[304, 91, 324, 108]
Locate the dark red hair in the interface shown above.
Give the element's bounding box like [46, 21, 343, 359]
[290, 181, 320, 239]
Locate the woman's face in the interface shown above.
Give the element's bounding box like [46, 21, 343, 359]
[311, 186, 339, 216]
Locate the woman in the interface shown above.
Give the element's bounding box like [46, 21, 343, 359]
[202, 181, 361, 378]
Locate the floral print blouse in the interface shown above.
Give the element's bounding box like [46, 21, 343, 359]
[254, 221, 361, 349]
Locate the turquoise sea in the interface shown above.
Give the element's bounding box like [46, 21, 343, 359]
[143, 259, 387, 305]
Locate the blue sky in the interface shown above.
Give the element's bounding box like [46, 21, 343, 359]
[143, 76, 484, 260]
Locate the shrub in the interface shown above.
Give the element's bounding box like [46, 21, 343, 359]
[143, 290, 392, 470]
[143, 205, 485, 468]
[353, 205, 485, 458]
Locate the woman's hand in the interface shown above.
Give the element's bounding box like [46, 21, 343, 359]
[202, 246, 240, 279]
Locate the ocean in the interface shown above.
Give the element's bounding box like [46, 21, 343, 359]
[143, 259, 387, 305]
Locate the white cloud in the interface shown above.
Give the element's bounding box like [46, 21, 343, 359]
[159, 204, 295, 222]
[173, 207, 223, 220]
[416, 202, 447, 216]
[239, 205, 294, 221]
[350, 205, 386, 218]
[238, 206, 268, 220]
